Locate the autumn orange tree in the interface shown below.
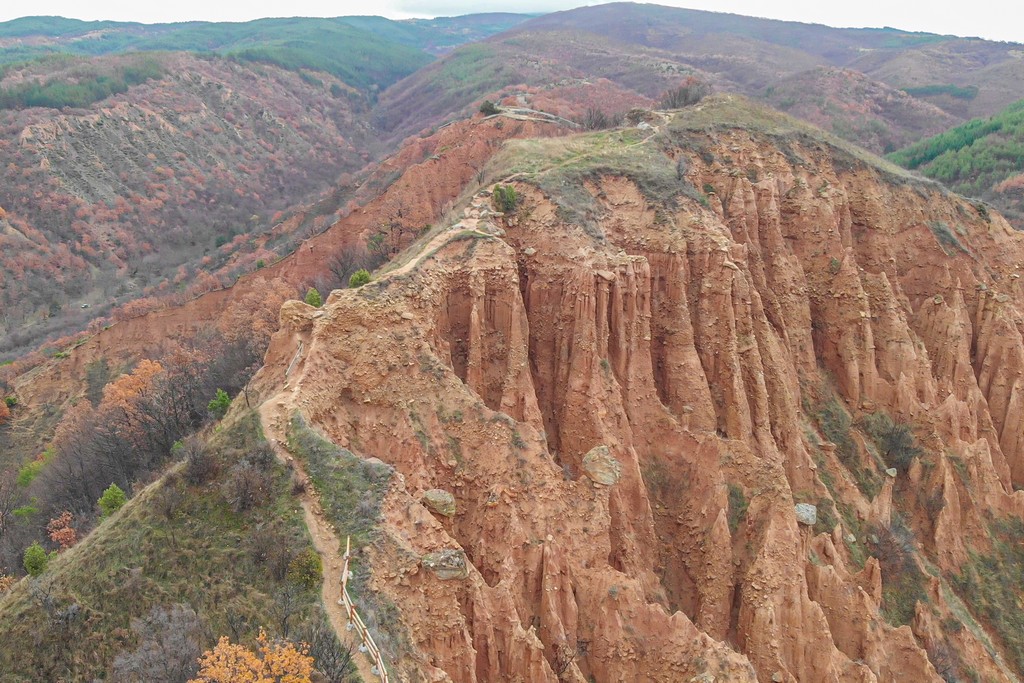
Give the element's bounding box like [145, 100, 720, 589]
[190, 630, 314, 683]
[46, 511, 77, 551]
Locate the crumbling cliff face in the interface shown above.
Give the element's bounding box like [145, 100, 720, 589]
[255, 110, 1024, 682]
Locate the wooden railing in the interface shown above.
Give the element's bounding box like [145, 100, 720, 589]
[340, 536, 390, 683]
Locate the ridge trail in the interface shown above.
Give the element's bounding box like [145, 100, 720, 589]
[258, 395, 382, 683]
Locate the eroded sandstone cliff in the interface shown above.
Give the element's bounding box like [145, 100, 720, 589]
[254, 99, 1024, 682]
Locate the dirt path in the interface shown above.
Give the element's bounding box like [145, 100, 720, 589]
[258, 395, 381, 683]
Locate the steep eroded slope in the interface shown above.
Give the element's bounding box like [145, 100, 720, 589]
[254, 99, 1024, 682]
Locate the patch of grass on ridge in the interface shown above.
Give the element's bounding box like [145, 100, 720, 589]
[490, 127, 703, 235]
[286, 413, 411, 672]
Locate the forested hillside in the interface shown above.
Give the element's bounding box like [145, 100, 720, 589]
[0, 14, 531, 358]
[0, 52, 379, 358]
[0, 15, 531, 86]
[889, 99, 1024, 226]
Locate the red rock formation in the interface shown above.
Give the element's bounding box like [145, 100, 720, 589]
[252, 116, 1024, 682]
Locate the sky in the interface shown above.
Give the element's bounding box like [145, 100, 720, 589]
[1, 0, 1022, 44]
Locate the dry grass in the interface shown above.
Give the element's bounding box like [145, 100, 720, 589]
[0, 410, 347, 682]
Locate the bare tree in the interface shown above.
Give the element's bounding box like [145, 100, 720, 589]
[111, 603, 204, 683]
[552, 638, 589, 678]
[295, 617, 356, 683]
[273, 585, 303, 639]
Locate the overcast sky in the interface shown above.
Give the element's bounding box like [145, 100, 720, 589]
[2, 0, 1022, 43]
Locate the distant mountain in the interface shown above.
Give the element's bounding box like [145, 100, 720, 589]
[763, 67, 958, 154]
[0, 14, 532, 91]
[889, 99, 1024, 227]
[374, 2, 1024, 149]
[517, 2, 1024, 120]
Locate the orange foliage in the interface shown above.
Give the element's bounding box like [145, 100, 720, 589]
[190, 630, 314, 683]
[0, 401, 9, 425]
[46, 511, 78, 551]
[98, 359, 165, 441]
[185, 271, 223, 299]
[0, 574, 14, 593]
[101, 360, 164, 412]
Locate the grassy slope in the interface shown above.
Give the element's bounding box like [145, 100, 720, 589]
[0, 410, 343, 681]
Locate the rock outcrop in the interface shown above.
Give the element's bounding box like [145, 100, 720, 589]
[422, 489, 457, 517]
[581, 445, 622, 485]
[253, 107, 1024, 682]
[795, 504, 818, 526]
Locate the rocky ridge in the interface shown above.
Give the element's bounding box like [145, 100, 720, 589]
[250, 101, 1024, 682]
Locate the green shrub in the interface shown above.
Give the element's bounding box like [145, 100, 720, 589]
[816, 393, 881, 498]
[861, 412, 921, 473]
[951, 519, 1024, 675]
[208, 388, 231, 420]
[304, 287, 322, 308]
[256, 259, 266, 269]
[727, 483, 748, 534]
[4, 395, 17, 408]
[348, 269, 371, 288]
[814, 498, 839, 535]
[479, 100, 500, 116]
[98, 483, 127, 517]
[870, 517, 928, 626]
[286, 548, 323, 590]
[927, 221, 968, 255]
[23, 541, 50, 577]
[16, 460, 44, 487]
[12, 504, 38, 519]
[492, 185, 518, 213]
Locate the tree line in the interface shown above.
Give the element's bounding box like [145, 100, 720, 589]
[0, 57, 164, 110]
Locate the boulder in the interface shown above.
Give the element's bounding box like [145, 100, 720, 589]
[794, 503, 817, 526]
[582, 445, 622, 485]
[422, 549, 469, 580]
[422, 488, 456, 517]
[885, 468, 898, 478]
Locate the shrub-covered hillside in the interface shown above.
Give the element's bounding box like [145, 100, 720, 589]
[0, 410, 353, 682]
[889, 99, 1024, 227]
